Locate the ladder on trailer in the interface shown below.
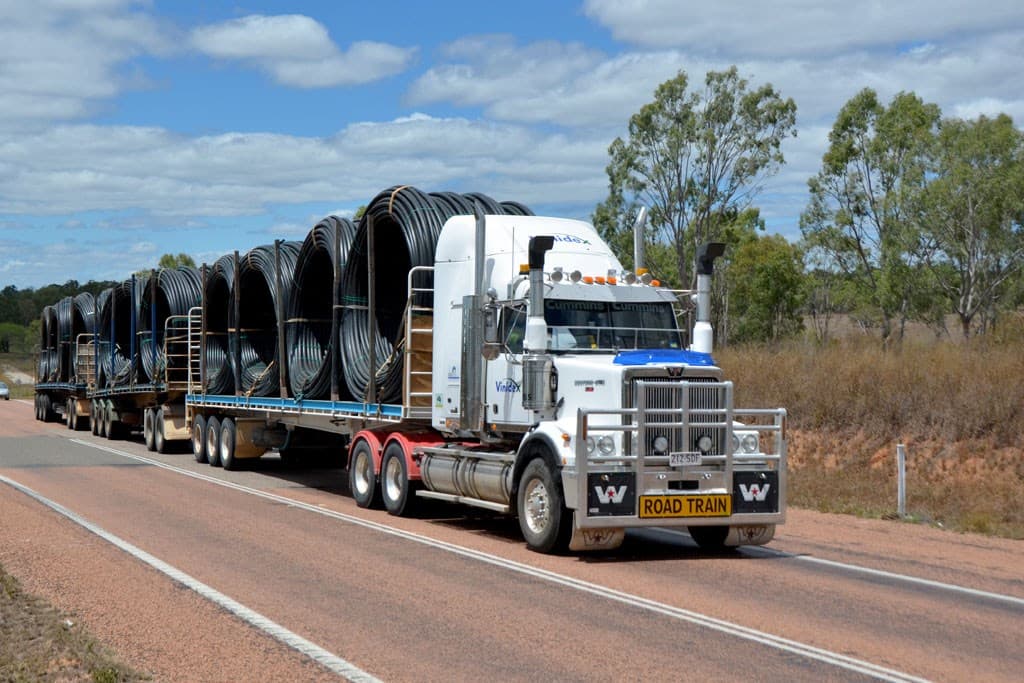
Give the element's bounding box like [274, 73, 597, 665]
[403, 266, 434, 419]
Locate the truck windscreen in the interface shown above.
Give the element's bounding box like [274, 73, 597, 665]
[499, 300, 682, 353]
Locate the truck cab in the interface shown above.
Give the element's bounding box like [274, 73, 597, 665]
[424, 214, 785, 552]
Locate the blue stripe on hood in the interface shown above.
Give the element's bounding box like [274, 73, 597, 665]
[613, 349, 715, 366]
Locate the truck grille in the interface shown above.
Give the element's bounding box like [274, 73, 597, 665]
[627, 377, 728, 459]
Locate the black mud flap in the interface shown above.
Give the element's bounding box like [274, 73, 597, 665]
[586, 472, 636, 516]
[733, 470, 779, 513]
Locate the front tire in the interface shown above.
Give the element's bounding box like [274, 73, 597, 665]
[516, 457, 572, 554]
[349, 440, 381, 508]
[381, 442, 419, 516]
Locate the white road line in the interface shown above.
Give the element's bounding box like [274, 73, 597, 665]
[70, 438, 929, 683]
[0, 472, 380, 683]
[645, 527, 1024, 609]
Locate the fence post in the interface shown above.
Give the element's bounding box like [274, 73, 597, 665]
[897, 443, 906, 517]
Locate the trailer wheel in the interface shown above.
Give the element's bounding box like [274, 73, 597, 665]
[154, 408, 168, 454]
[381, 442, 419, 517]
[104, 402, 122, 440]
[89, 400, 97, 434]
[66, 399, 74, 430]
[688, 525, 729, 551]
[144, 408, 156, 451]
[516, 458, 572, 554]
[192, 414, 208, 463]
[349, 440, 381, 508]
[206, 416, 222, 467]
[219, 418, 239, 471]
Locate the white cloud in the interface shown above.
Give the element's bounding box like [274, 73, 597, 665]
[190, 14, 416, 88]
[583, 0, 1024, 57]
[0, 0, 171, 130]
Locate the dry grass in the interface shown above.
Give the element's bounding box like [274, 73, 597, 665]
[718, 338, 1024, 538]
[0, 563, 144, 682]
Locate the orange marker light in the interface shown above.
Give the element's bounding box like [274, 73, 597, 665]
[594, 276, 606, 284]
[583, 276, 594, 284]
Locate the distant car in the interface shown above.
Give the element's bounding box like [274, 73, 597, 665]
[0, 381, 8, 400]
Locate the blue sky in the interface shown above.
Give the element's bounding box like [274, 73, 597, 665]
[2, 0, 1023, 288]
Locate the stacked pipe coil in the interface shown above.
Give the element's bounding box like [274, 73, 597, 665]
[202, 255, 236, 395]
[93, 289, 110, 387]
[139, 267, 202, 382]
[338, 186, 533, 402]
[56, 297, 74, 382]
[38, 306, 58, 382]
[98, 277, 146, 387]
[286, 216, 357, 399]
[231, 241, 301, 397]
[70, 292, 96, 382]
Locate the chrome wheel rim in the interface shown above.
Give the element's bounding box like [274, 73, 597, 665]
[353, 452, 371, 496]
[523, 478, 550, 535]
[384, 456, 402, 503]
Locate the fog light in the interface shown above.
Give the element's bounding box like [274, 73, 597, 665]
[696, 434, 713, 454]
[741, 434, 759, 453]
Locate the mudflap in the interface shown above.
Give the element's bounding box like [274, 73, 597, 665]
[724, 524, 776, 547]
[569, 515, 625, 552]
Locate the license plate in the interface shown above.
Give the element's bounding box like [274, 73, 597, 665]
[639, 494, 731, 519]
[669, 451, 702, 467]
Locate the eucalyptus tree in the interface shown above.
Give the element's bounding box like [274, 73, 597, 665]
[594, 66, 797, 288]
[914, 114, 1024, 337]
[800, 89, 940, 346]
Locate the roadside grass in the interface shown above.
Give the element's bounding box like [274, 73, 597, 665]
[0, 562, 145, 682]
[719, 339, 1024, 539]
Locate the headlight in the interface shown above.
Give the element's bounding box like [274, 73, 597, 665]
[741, 433, 759, 453]
[695, 434, 713, 454]
[597, 435, 615, 455]
[585, 436, 596, 454]
[731, 433, 740, 453]
[652, 435, 669, 454]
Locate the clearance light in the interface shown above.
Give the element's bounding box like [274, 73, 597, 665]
[651, 279, 661, 287]
[519, 263, 529, 274]
[607, 276, 617, 285]
[637, 267, 649, 276]
[550, 267, 564, 283]
[570, 270, 582, 283]
[594, 276, 606, 284]
[583, 276, 594, 284]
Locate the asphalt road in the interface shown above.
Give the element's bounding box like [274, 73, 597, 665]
[1, 398, 1020, 682]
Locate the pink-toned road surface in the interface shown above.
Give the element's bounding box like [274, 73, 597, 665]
[1, 398, 1020, 682]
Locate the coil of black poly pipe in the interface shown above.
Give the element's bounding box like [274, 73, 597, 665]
[69, 292, 96, 382]
[97, 278, 146, 387]
[286, 216, 357, 399]
[38, 305, 58, 382]
[202, 255, 235, 395]
[338, 186, 533, 403]
[139, 267, 202, 383]
[55, 296, 74, 382]
[232, 241, 300, 397]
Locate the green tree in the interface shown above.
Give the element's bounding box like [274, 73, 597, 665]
[158, 253, 195, 269]
[914, 114, 1024, 338]
[801, 89, 940, 347]
[594, 66, 797, 288]
[727, 235, 806, 343]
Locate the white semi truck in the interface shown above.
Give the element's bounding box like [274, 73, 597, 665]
[186, 210, 786, 553]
